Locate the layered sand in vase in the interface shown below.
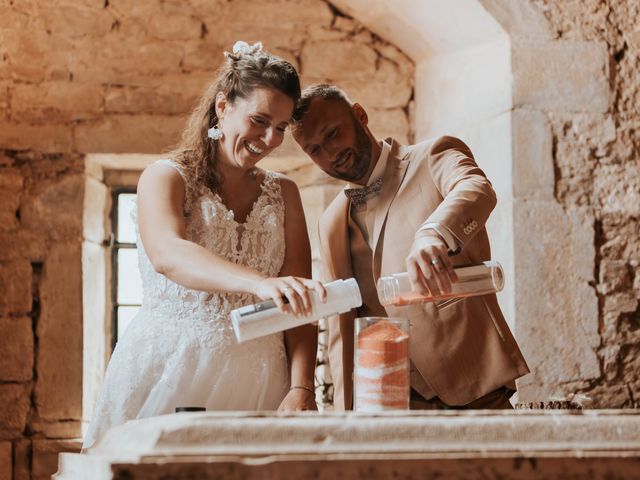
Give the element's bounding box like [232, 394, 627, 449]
[355, 320, 409, 411]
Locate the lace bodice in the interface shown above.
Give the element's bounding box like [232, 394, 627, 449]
[134, 159, 286, 344]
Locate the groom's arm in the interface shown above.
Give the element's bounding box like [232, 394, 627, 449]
[419, 136, 497, 252]
[405, 136, 497, 297]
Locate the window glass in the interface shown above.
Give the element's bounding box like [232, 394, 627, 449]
[113, 191, 141, 348]
[117, 193, 137, 243]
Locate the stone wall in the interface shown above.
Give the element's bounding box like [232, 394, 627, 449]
[0, 1, 413, 478]
[530, 0, 640, 408]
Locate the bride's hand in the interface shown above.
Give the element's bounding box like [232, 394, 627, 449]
[254, 276, 327, 317]
[277, 387, 318, 413]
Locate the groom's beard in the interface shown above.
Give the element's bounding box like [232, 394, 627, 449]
[334, 117, 372, 182]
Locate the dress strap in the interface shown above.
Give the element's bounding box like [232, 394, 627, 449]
[261, 170, 281, 198]
[155, 159, 194, 213]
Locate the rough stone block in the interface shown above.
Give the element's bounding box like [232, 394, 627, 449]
[105, 83, 200, 115]
[333, 57, 412, 109]
[512, 109, 554, 199]
[373, 42, 413, 77]
[0, 168, 23, 230]
[514, 199, 600, 400]
[35, 243, 83, 421]
[550, 113, 622, 207]
[74, 114, 185, 154]
[0, 168, 24, 191]
[603, 292, 638, 317]
[81, 241, 111, 425]
[0, 4, 29, 30]
[11, 82, 104, 122]
[512, 39, 610, 112]
[0, 211, 18, 231]
[157, 0, 228, 16]
[32, 439, 81, 479]
[147, 14, 203, 40]
[12, 438, 30, 480]
[301, 40, 377, 80]
[0, 230, 48, 262]
[479, 0, 555, 38]
[0, 383, 31, 438]
[0, 316, 34, 381]
[0, 28, 74, 83]
[0, 83, 9, 118]
[223, 0, 332, 29]
[83, 177, 110, 244]
[20, 174, 84, 239]
[366, 108, 410, 145]
[580, 383, 635, 409]
[594, 162, 640, 217]
[305, 24, 353, 43]
[181, 42, 227, 72]
[72, 40, 184, 84]
[33, 4, 113, 39]
[0, 441, 11, 480]
[108, 0, 159, 16]
[598, 260, 631, 294]
[0, 260, 32, 316]
[0, 121, 73, 153]
[28, 416, 82, 439]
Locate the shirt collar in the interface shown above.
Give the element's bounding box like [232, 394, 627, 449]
[368, 140, 391, 186]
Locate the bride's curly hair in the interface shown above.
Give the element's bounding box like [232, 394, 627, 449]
[168, 43, 300, 193]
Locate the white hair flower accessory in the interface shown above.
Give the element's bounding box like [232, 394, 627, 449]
[225, 41, 263, 59]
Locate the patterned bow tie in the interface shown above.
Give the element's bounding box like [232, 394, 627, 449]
[344, 177, 383, 207]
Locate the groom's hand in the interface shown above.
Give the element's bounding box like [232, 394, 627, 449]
[277, 387, 318, 412]
[406, 231, 457, 298]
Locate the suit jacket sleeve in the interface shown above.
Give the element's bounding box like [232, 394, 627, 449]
[419, 136, 497, 251]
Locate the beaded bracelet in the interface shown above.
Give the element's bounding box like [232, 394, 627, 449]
[290, 385, 315, 395]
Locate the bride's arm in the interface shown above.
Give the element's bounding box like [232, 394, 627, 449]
[138, 162, 320, 316]
[137, 162, 264, 296]
[275, 174, 319, 412]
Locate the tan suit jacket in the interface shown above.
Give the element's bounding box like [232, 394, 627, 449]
[318, 136, 530, 410]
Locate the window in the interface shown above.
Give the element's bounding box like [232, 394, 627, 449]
[110, 189, 142, 350]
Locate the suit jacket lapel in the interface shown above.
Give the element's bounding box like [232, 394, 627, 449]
[321, 192, 356, 410]
[322, 192, 353, 281]
[371, 139, 410, 272]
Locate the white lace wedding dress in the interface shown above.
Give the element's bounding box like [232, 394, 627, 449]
[83, 160, 289, 449]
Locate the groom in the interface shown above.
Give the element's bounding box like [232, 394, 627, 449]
[292, 84, 529, 410]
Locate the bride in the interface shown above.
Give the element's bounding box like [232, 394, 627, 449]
[83, 42, 324, 449]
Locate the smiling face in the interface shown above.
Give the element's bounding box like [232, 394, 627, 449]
[216, 86, 294, 171]
[293, 98, 373, 183]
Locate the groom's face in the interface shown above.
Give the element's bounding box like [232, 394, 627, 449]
[293, 98, 372, 182]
